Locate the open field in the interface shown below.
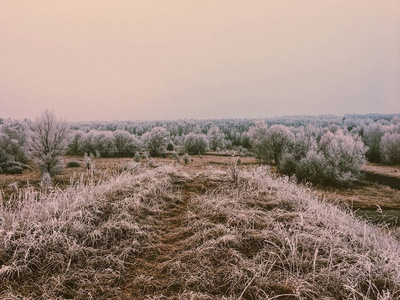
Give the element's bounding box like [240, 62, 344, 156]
[0, 155, 257, 200]
[1, 155, 399, 210]
[1, 162, 400, 299]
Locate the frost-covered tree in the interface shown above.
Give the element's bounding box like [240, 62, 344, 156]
[67, 130, 85, 156]
[0, 119, 29, 163]
[279, 126, 318, 175]
[207, 125, 225, 151]
[92, 131, 116, 157]
[265, 124, 294, 165]
[317, 130, 367, 184]
[184, 133, 209, 155]
[142, 127, 170, 157]
[380, 132, 400, 165]
[363, 123, 384, 162]
[113, 130, 140, 157]
[284, 130, 367, 186]
[29, 110, 70, 176]
[248, 122, 294, 165]
[78, 131, 95, 156]
[248, 121, 271, 163]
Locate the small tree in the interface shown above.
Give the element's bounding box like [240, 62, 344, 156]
[133, 151, 141, 163]
[290, 130, 367, 186]
[0, 119, 30, 163]
[363, 123, 384, 162]
[248, 121, 271, 163]
[142, 127, 170, 157]
[113, 130, 141, 157]
[184, 133, 209, 155]
[182, 153, 190, 164]
[265, 124, 294, 165]
[207, 125, 225, 151]
[29, 110, 70, 176]
[380, 132, 400, 165]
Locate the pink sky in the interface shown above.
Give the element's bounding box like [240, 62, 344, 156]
[1, 0, 399, 121]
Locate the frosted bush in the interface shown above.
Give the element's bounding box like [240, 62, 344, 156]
[0, 120, 30, 163]
[133, 151, 141, 163]
[91, 131, 116, 157]
[248, 122, 294, 164]
[265, 124, 294, 165]
[141, 127, 170, 157]
[296, 150, 328, 184]
[184, 133, 209, 155]
[380, 132, 400, 165]
[363, 123, 384, 162]
[113, 130, 140, 157]
[207, 125, 225, 151]
[248, 121, 271, 163]
[280, 129, 367, 186]
[183, 153, 190, 164]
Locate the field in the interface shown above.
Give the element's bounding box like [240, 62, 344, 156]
[1, 156, 400, 299]
[2, 155, 399, 210]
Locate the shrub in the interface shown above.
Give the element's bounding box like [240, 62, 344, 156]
[67, 161, 81, 168]
[183, 153, 190, 164]
[0, 120, 30, 164]
[279, 130, 367, 186]
[172, 152, 180, 162]
[296, 150, 328, 184]
[363, 123, 384, 162]
[133, 151, 141, 163]
[207, 125, 225, 151]
[380, 132, 400, 165]
[265, 124, 294, 165]
[184, 133, 209, 155]
[91, 131, 116, 158]
[67, 130, 85, 155]
[113, 130, 141, 157]
[0, 161, 24, 174]
[248, 122, 294, 164]
[4, 165, 23, 174]
[142, 127, 170, 157]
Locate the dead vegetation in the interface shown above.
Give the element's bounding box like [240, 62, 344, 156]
[1, 163, 400, 299]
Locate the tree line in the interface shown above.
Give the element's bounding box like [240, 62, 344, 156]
[1, 111, 399, 186]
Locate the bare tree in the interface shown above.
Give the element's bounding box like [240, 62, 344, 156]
[29, 110, 70, 176]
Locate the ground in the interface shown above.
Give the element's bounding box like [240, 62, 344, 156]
[1, 154, 399, 210]
[1, 156, 400, 299]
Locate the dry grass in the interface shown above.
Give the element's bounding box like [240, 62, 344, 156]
[363, 164, 400, 180]
[1, 163, 400, 299]
[142, 167, 400, 299]
[317, 180, 400, 210]
[0, 163, 189, 298]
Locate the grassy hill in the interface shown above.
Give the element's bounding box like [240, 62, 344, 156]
[1, 163, 399, 299]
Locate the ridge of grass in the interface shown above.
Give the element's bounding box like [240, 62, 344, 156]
[1, 164, 400, 299]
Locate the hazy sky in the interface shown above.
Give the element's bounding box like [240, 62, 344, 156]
[1, 1, 399, 121]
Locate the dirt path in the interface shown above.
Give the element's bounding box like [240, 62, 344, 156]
[124, 178, 199, 299]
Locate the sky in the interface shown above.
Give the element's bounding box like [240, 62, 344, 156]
[1, 1, 399, 122]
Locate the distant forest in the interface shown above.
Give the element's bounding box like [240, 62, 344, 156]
[1, 113, 399, 185]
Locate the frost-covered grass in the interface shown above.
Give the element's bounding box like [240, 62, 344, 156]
[1, 164, 400, 299]
[155, 167, 400, 299]
[0, 164, 184, 299]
